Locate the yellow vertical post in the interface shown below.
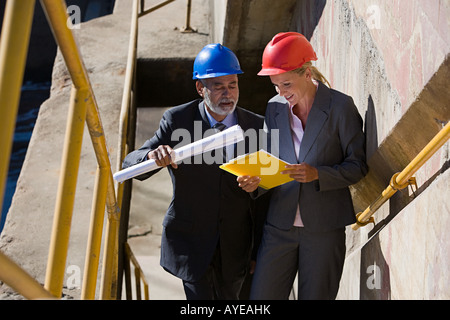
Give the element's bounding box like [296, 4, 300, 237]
[100, 212, 120, 299]
[135, 267, 142, 300]
[81, 166, 108, 300]
[144, 282, 149, 300]
[123, 243, 132, 300]
[44, 87, 90, 297]
[181, 0, 195, 33]
[0, 0, 35, 214]
[41, 0, 122, 299]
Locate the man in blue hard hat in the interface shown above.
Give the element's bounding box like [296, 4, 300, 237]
[123, 44, 267, 299]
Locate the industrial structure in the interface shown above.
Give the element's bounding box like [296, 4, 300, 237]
[0, 0, 448, 300]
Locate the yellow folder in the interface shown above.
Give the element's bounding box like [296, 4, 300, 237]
[220, 149, 294, 189]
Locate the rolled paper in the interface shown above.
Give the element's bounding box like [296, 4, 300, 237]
[113, 125, 245, 183]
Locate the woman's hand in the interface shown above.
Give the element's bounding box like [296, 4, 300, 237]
[281, 162, 318, 183]
[237, 175, 261, 193]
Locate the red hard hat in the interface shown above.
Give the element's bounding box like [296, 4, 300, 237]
[258, 32, 318, 76]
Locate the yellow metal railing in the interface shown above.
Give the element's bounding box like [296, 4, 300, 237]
[0, 0, 120, 299]
[123, 243, 150, 300]
[0, 0, 54, 300]
[0, 251, 54, 300]
[0, 0, 196, 300]
[39, 0, 121, 299]
[115, 0, 197, 299]
[115, 0, 140, 298]
[139, 0, 196, 32]
[115, 0, 196, 299]
[352, 121, 450, 230]
[0, 0, 35, 227]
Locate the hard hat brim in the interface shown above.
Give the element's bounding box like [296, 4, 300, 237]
[257, 67, 290, 76]
[193, 70, 243, 80]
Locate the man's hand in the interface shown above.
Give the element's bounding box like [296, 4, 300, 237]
[281, 162, 318, 183]
[237, 175, 261, 193]
[147, 145, 178, 169]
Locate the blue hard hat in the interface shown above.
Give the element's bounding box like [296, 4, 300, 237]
[193, 44, 243, 80]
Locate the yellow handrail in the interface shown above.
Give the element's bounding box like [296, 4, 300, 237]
[116, 0, 197, 300]
[81, 167, 108, 299]
[0, 0, 52, 299]
[0, 0, 35, 219]
[139, 0, 176, 18]
[139, 0, 196, 32]
[43, 85, 90, 297]
[39, 0, 120, 299]
[0, 0, 151, 301]
[117, 0, 139, 211]
[124, 243, 150, 300]
[0, 0, 190, 301]
[116, 0, 150, 299]
[352, 121, 450, 230]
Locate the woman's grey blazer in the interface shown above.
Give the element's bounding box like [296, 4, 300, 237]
[262, 82, 368, 232]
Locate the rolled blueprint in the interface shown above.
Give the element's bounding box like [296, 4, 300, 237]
[113, 125, 245, 183]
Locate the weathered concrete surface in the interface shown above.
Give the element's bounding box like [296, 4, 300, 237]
[350, 0, 450, 113]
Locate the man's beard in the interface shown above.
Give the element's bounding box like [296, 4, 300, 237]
[203, 90, 237, 116]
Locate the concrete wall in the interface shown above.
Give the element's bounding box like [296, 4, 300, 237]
[213, 0, 299, 115]
[209, 0, 227, 44]
[133, 0, 211, 108]
[291, 0, 449, 299]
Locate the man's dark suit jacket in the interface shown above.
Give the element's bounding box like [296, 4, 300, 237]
[122, 99, 264, 282]
[262, 82, 368, 231]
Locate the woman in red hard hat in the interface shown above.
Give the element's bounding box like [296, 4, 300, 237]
[238, 32, 368, 299]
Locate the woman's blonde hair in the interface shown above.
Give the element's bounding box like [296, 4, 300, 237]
[292, 62, 331, 88]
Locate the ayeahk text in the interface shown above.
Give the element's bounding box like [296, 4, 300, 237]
[180, 304, 271, 317]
